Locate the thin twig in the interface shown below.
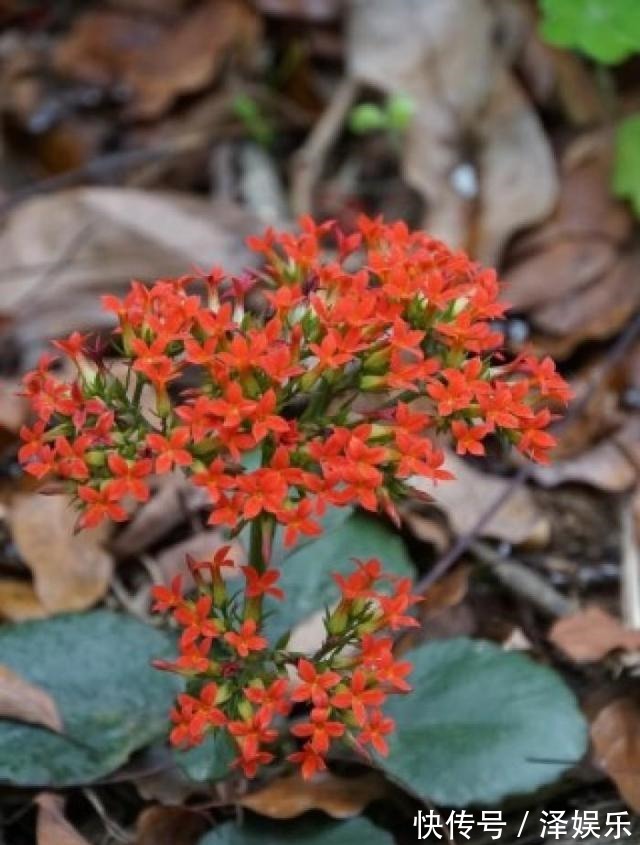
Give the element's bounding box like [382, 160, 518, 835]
[471, 540, 576, 618]
[0, 136, 208, 219]
[290, 78, 359, 216]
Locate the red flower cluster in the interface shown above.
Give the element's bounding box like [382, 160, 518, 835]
[18, 215, 569, 780]
[154, 551, 418, 778]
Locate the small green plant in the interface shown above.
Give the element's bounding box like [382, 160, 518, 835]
[232, 94, 275, 148]
[539, 0, 640, 219]
[348, 94, 415, 137]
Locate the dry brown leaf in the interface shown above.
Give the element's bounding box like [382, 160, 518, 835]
[239, 771, 385, 819]
[591, 698, 640, 812]
[135, 805, 208, 845]
[0, 665, 62, 733]
[348, 0, 557, 263]
[8, 493, 113, 614]
[473, 68, 558, 264]
[530, 438, 637, 492]
[0, 579, 49, 622]
[504, 239, 616, 312]
[36, 794, 91, 845]
[410, 451, 549, 546]
[530, 251, 640, 348]
[549, 606, 640, 662]
[0, 188, 258, 326]
[54, 1, 260, 120]
[420, 565, 469, 615]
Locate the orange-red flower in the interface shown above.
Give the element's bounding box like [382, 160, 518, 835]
[291, 659, 341, 708]
[224, 619, 267, 657]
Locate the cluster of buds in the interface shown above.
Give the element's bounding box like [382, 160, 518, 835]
[18, 215, 570, 779]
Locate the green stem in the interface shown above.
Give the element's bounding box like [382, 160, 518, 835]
[249, 515, 267, 574]
[244, 514, 275, 624]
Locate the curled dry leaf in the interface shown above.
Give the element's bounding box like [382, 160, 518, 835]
[7, 493, 113, 615]
[472, 68, 557, 265]
[135, 805, 208, 845]
[420, 565, 470, 616]
[530, 250, 640, 353]
[591, 698, 640, 813]
[36, 793, 91, 845]
[531, 416, 640, 492]
[0, 189, 258, 350]
[0, 664, 63, 733]
[348, 0, 557, 263]
[549, 606, 640, 662]
[504, 239, 617, 313]
[409, 451, 549, 546]
[54, 1, 261, 120]
[239, 771, 386, 820]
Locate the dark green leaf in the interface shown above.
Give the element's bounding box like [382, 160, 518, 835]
[539, 0, 640, 64]
[200, 815, 393, 844]
[383, 638, 587, 806]
[178, 728, 237, 783]
[613, 114, 640, 217]
[0, 610, 180, 786]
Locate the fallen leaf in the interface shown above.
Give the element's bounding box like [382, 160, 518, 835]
[530, 250, 640, 349]
[348, 0, 557, 263]
[473, 68, 558, 264]
[0, 665, 62, 732]
[239, 771, 386, 819]
[0, 579, 49, 622]
[530, 438, 636, 492]
[8, 493, 113, 614]
[54, 1, 261, 120]
[135, 805, 208, 845]
[549, 606, 640, 662]
[409, 451, 550, 546]
[420, 565, 469, 615]
[504, 239, 617, 312]
[36, 794, 91, 845]
[591, 697, 640, 812]
[0, 188, 258, 328]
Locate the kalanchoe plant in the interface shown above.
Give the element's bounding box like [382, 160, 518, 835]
[18, 216, 570, 781]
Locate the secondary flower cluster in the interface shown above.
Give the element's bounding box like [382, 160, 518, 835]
[153, 552, 418, 778]
[18, 215, 569, 779]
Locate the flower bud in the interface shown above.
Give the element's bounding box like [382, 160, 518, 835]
[85, 450, 106, 468]
[359, 374, 387, 392]
[237, 698, 254, 721]
[363, 347, 390, 374]
[326, 601, 350, 635]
